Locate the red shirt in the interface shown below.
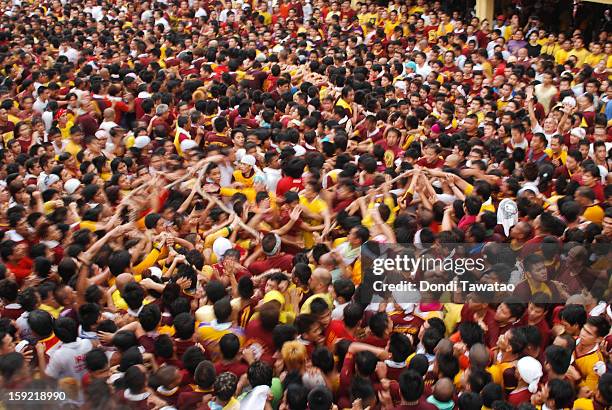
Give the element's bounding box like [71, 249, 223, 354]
[389, 311, 424, 337]
[248, 253, 294, 276]
[6, 257, 33, 285]
[325, 320, 356, 347]
[360, 334, 388, 348]
[588, 182, 605, 202]
[0, 304, 23, 320]
[460, 305, 498, 347]
[508, 388, 532, 406]
[244, 319, 275, 365]
[276, 176, 304, 196]
[416, 156, 444, 169]
[214, 359, 248, 378]
[393, 399, 437, 410]
[174, 338, 196, 359]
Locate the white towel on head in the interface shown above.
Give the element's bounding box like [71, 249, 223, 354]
[517, 356, 542, 393]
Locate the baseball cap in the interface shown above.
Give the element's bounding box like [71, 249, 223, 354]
[241, 154, 256, 166]
[43, 174, 60, 190]
[95, 130, 109, 139]
[133, 136, 151, 149]
[180, 139, 198, 152]
[63, 178, 80, 195]
[570, 127, 586, 139]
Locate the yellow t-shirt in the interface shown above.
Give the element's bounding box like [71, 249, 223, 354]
[300, 292, 334, 314]
[464, 184, 496, 213]
[299, 196, 328, 248]
[555, 49, 569, 65]
[573, 346, 605, 391]
[232, 170, 255, 188]
[384, 20, 400, 37]
[59, 121, 74, 140]
[436, 22, 454, 36]
[361, 197, 397, 227]
[64, 140, 81, 157]
[40, 304, 63, 319]
[487, 361, 516, 394]
[569, 48, 590, 66]
[544, 148, 567, 165]
[196, 322, 245, 361]
[585, 53, 605, 67]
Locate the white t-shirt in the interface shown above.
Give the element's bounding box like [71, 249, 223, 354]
[331, 301, 348, 321]
[33, 98, 48, 115]
[262, 167, 282, 193]
[415, 63, 431, 78]
[45, 338, 93, 380]
[99, 120, 119, 132]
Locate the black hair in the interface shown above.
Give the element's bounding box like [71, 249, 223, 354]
[85, 348, 108, 372]
[398, 370, 424, 402]
[559, 304, 587, 327]
[219, 333, 241, 360]
[307, 386, 333, 410]
[354, 350, 377, 376]
[389, 332, 413, 362]
[247, 361, 273, 387]
[28, 309, 54, 338]
[544, 345, 571, 375]
[368, 312, 388, 338]
[173, 312, 195, 340]
[138, 304, 161, 332]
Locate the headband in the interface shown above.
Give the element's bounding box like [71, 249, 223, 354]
[264, 234, 282, 256]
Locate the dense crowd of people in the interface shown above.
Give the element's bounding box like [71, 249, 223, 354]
[0, 0, 610, 409]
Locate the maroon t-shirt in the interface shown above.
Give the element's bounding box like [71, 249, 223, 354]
[244, 319, 275, 365]
[248, 253, 294, 275]
[214, 359, 248, 378]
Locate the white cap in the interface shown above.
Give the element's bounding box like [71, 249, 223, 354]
[148, 266, 163, 279]
[241, 154, 256, 166]
[43, 174, 60, 190]
[212, 237, 232, 260]
[517, 185, 540, 196]
[570, 127, 586, 139]
[180, 139, 198, 152]
[133, 135, 151, 149]
[63, 178, 81, 195]
[235, 148, 246, 162]
[562, 96, 577, 108]
[95, 130, 109, 139]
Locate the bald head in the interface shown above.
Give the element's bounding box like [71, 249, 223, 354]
[469, 343, 490, 369]
[311, 268, 331, 293]
[319, 253, 335, 268]
[116, 273, 135, 293]
[444, 154, 460, 168]
[103, 107, 115, 121]
[435, 338, 453, 356]
[433, 378, 454, 402]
